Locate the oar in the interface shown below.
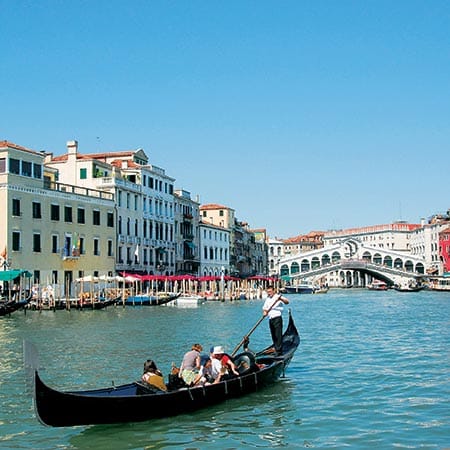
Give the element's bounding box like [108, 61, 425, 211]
[230, 294, 281, 357]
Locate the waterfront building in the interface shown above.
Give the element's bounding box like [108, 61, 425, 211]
[0, 141, 115, 295]
[173, 189, 200, 275]
[249, 228, 269, 276]
[46, 141, 176, 275]
[198, 220, 230, 276]
[410, 212, 450, 275]
[199, 203, 266, 277]
[439, 226, 450, 274]
[268, 237, 284, 277]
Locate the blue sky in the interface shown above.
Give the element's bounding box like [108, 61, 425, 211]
[2, 0, 449, 238]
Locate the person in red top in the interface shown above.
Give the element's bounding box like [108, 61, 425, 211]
[211, 346, 239, 381]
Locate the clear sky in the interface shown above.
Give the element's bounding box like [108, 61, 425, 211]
[2, 0, 449, 238]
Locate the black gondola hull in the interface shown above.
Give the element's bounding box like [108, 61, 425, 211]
[33, 312, 299, 427]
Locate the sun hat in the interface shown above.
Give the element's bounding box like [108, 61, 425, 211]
[213, 346, 224, 354]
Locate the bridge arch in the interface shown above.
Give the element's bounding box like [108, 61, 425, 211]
[301, 259, 310, 272]
[362, 251, 371, 262]
[373, 253, 383, 265]
[322, 254, 331, 265]
[291, 261, 300, 275]
[332, 251, 341, 263]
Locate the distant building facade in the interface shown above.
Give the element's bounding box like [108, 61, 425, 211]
[199, 203, 267, 277]
[198, 221, 230, 276]
[173, 189, 200, 275]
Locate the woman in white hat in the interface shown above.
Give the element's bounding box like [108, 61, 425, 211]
[210, 346, 240, 382]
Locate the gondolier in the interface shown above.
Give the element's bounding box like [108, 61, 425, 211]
[263, 285, 289, 356]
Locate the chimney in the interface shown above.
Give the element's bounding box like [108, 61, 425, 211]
[67, 140, 78, 155]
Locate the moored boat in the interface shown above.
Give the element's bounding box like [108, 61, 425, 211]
[123, 292, 180, 306]
[167, 294, 206, 307]
[367, 280, 389, 290]
[393, 284, 424, 292]
[284, 283, 315, 294]
[29, 311, 299, 427]
[0, 298, 29, 316]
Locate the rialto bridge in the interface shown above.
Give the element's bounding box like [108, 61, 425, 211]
[278, 238, 427, 288]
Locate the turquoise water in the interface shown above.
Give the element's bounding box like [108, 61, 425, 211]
[1, 290, 449, 449]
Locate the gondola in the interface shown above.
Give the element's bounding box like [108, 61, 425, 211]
[0, 298, 29, 316]
[77, 296, 121, 310]
[30, 311, 299, 427]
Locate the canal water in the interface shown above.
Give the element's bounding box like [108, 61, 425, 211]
[1, 290, 449, 449]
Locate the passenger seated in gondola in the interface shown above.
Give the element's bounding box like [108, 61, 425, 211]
[179, 343, 203, 386]
[192, 354, 215, 386]
[210, 346, 239, 381]
[141, 359, 167, 391]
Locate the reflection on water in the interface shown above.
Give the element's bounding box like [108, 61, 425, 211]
[0, 291, 449, 449]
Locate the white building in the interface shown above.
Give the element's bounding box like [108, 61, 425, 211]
[199, 221, 230, 276]
[46, 141, 176, 275]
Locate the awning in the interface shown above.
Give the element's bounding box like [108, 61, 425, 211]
[0, 270, 32, 282]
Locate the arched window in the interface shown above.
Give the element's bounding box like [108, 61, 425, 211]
[362, 251, 372, 262]
[415, 263, 425, 274]
[291, 262, 300, 274]
[332, 252, 341, 263]
[373, 253, 382, 265]
[322, 254, 331, 265]
[280, 264, 289, 277]
[384, 255, 392, 267]
[301, 259, 310, 272]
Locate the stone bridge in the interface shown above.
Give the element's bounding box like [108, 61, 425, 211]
[278, 238, 427, 287]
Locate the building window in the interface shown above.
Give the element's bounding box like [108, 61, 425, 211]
[34, 270, 40, 284]
[107, 212, 114, 227]
[9, 158, 20, 174]
[80, 168, 87, 179]
[22, 160, 32, 177]
[12, 231, 20, 251]
[32, 202, 41, 219]
[93, 210, 100, 226]
[52, 235, 58, 253]
[77, 207, 85, 224]
[51, 204, 60, 221]
[12, 199, 21, 216]
[79, 237, 85, 255]
[0, 158, 5, 172]
[64, 206, 72, 223]
[33, 233, 41, 252]
[107, 239, 113, 257]
[52, 270, 58, 284]
[93, 238, 100, 256]
[33, 163, 42, 179]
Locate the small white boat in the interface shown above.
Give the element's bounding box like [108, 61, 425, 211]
[166, 294, 206, 307]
